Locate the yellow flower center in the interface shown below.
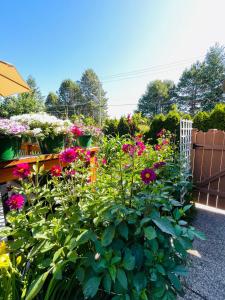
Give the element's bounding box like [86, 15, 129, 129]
[145, 173, 150, 178]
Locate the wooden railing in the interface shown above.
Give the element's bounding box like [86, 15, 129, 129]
[0, 147, 99, 184]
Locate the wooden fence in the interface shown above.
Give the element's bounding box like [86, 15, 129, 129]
[192, 129, 225, 209]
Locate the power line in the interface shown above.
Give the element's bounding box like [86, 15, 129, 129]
[100, 56, 204, 81]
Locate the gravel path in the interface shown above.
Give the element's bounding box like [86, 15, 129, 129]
[180, 204, 225, 300]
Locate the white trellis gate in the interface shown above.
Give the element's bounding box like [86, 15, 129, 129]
[180, 119, 193, 171]
[179, 119, 193, 202]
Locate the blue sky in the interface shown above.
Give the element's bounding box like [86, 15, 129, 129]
[1, 0, 225, 117]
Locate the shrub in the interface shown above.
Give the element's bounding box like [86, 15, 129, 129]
[103, 118, 119, 137]
[208, 103, 225, 130]
[0, 136, 204, 299]
[144, 114, 166, 143]
[193, 111, 210, 131]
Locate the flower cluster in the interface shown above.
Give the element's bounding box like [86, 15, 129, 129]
[0, 119, 28, 136]
[11, 113, 72, 138]
[6, 194, 25, 210]
[122, 140, 146, 156]
[71, 124, 103, 138]
[70, 125, 84, 137]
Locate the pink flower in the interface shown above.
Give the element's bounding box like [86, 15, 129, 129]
[50, 165, 62, 177]
[154, 144, 161, 151]
[162, 139, 169, 145]
[153, 161, 166, 169]
[85, 150, 91, 163]
[141, 168, 156, 184]
[6, 194, 25, 210]
[13, 163, 30, 179]
[136, 141, 146, 156]
[102, 158, 107, 165]
[70, 125, 83, 137]
[122, 144, 136, 156]
[59, 148, 78, 163]
[65, 169, 76, 177]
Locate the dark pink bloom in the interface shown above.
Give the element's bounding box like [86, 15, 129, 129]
[13, 163, 30, 179]
[153, 161, 166, 169]
[70, 125, 83, 137]
[85, 150, 91, 163]
[136, 141, 146, 156]
[156, 129, 166, 138]
[154, 144, 161, 151]
[102, 158, 107, 165]
[141, 168, 156, 184]
[50, 165, 62, 177]
[122, 144, 136, 156]
[6, 194, 25, 210]
[134, 134, 143, 142]
[59, 148, 78, 163]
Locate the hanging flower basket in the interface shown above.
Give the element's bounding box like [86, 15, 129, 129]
[0, 136, 22, 162]
[77, 135, 92, 148]
[38, 135, 65, 154]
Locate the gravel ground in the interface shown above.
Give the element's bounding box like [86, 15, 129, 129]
[179, 204, 225, 300]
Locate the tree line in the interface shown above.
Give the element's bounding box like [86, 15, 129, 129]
[137, 44, 225, 117]
[0, 69, 108, 123]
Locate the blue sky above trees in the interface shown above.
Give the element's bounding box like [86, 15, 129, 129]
[1, 0, 225, 117]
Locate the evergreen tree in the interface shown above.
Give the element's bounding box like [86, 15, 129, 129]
[137, 80, 175, 117]
[45, 92, 59, 116]
[80, 69, 108, 123]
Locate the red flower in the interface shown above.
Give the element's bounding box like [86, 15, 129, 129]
[154, 144, 161, 151]
[153, 161, 166, 169]
[85, 150, 91, 163]
[136, 141, 146, 156]
[13, 163, 30, 179]
[70, 125, 83, 137]
[141, 168, 156, 184]
[59, 148, 78, 163]
[6, 194, 25, 210]
[50, 165, 62, 177]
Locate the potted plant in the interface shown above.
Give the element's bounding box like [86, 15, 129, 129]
[11, 113, 72, 154]
[70, 124, 103, 148]
[0, 119, 28, 161]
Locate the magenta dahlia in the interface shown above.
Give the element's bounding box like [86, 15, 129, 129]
[141, 168, 156, 184]
[6, 194, 25, 210]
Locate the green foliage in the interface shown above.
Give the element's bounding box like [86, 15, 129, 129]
[138, 80, 175, 117]
[145, 114, 166, 143]
[0, 76, 45, 118]
[193, 111, 210, 131]
[117, 117, 130, 136]
[103, 118, 119, 137]
[0, 136, 203, 299]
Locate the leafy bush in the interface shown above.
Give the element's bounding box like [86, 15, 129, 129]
[103, 118, 119, 137]
[193, 111, 210, 131]
[0, 135, 203, 300]
[208, 103, 225, 130]
[144, 114, 166, 143]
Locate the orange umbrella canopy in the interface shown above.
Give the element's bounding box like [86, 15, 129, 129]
[0, 60, 30, 97]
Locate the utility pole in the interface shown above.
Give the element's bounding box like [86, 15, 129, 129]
[99, 82, 102, 127]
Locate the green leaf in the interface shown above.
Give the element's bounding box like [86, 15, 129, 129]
[116, 268, 128, 290]
[152, 217, 176, 237]
[123, 249, 135, 271]
[133, 272, 147, 292]
[172, 265, 188, 276]
[26, 269, 51, 300]
[183, 204, 192, 212]
[192, 229, 206, 240]
[118, 222, 128, 240]
[83, 276, 101, 298]
[53, 247, 64, 263]
[109, 265, 117, 282]
[168, 272, 182, 291]
[103, 273, 112, 293]
[76, 229, 93, 245]
[144, 226, 157, 240]
[102, 225, 115, 246]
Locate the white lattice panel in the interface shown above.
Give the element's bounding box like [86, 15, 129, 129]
[180, 119, 193, 171]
